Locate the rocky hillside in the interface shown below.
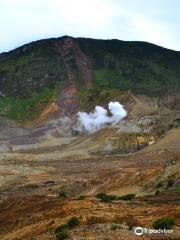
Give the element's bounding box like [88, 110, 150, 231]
[0, 36, 180, 120]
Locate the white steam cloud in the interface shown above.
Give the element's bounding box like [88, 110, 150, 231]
[77, 101, 127, 133]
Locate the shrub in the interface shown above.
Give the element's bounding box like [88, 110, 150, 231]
[55, 224, 68, 234]
[167, 179, 174, 187]
[156, 181, 163, 188]
[96, 193, 136, 202]
[59, 191, 67, 199]
[55, 229, 68, 240]
[78, 195, 86, 200]
[68, 217, 79, 229]
[55, 224, 69, 240]
[118, 194, 136, 201]
[55, 217, 80, 239]
[153, 217, 175, 230]
[155, 190, 160, 196]
[111, 223, 120, 231]
[96, 193, 107, 199]
[96, 193, 117, 202]
[128, 224, 133, 230]
[175, 186, 180, 194]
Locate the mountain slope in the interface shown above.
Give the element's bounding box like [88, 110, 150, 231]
[0, 36, 180, 98]
[0, 36, 180, 120]
[75, 37, 180, 94]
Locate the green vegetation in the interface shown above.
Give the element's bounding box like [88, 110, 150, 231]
[67, 217, 80, 229]
[156, 181, 164, 188]
[0, 86, 62, 121]
[56, 230, 68, 240]
[153, 217, 175, 230]
[96, 193, 117, 202]
[76, 37, 180, 95]
[58, 191, 67, 199]
[111, 223, 121, 231]
[77, 86, 120, 100]
[77, 195, 86, 200]
[96, 193, 136, 202]
[118, 194, 136, 201]
[0, 41, 66, 98]
[175, 186, 180, 194]
[155, 190, 160, 196]
[1, 37, 180, 121]
[55, 224, 69, 233]
[55, 224, 69, 240]
[167, 179, 174, 187]
[76, 87, 128, 114]
[55, 217, 80, 240]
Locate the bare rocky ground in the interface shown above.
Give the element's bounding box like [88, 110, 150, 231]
[0, 96, 180, 240]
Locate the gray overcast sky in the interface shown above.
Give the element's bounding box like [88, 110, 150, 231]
[0, 0, 180, 53]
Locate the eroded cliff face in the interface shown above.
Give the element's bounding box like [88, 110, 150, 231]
[55, 37, 94, 114]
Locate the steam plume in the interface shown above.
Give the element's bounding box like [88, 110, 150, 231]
[77, 101, 127, 133]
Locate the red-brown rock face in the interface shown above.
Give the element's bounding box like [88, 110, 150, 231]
[55, 38, 93, 115]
